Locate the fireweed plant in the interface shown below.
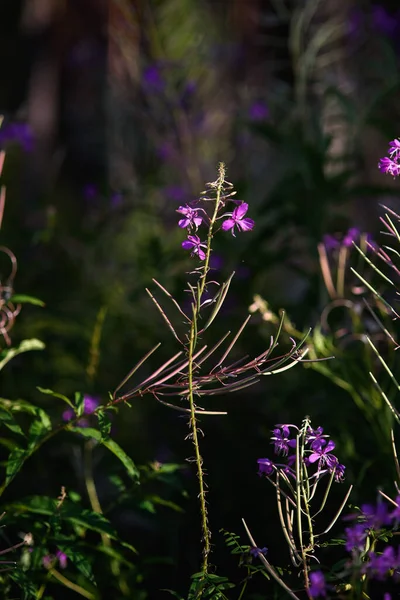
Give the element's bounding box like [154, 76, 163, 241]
[244, 417, 351, 600]
[111, 163, 315, 594]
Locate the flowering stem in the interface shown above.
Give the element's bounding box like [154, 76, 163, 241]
[185, 164, 227, 575]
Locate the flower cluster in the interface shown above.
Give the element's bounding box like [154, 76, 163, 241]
[177, 190, 254, 261]
[344, 497, 400, 582]
[378, 138, 400, 177]
[258, 421, 345, 483]
[323, 227, 361, 252]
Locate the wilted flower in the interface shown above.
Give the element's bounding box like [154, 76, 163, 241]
[182, 235, 207, 260]
[221, 203, 254, 236]
[257, 458, 275, 476]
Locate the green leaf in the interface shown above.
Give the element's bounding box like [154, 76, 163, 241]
[63, 506, 117, 538]
[74, 392, 85, 417]
[0, 407, 25, 437]
[9, 570, 39, 599]
[0, 339, 45, 371]
[68, 427, 140, 480]
[5, 446, 28, 488]
[37, 387, 74, 409]
[96, 411, 111, 441]
[9, 294, 45, 307]
[3, 415, 52, 488]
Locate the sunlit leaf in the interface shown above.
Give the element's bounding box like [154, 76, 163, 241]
[0, 339, 45, 371]
[9, 294, 45, 307]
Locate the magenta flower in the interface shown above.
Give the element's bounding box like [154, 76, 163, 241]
[56, 550, 68, 569]
[389, 138, 400, 158]
[221, 203, 254, 236]
[177, 205, 203, 230]
[182, 235, 207, 260]
[378, 156, 400, 177]
[308, 439, 338, 471]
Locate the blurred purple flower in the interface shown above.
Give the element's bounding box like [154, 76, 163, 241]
[343, 227, 360, 247]
[165, 185, 187, 202]
[111, 192, 123, 207]
[83, 184, 98, 200]
[361, 502, 391, 529]
[157, 142, 175, 162]
[344, 523, 368, 552]
[143, 65, 165, 91]
[182, 235, 207, 260]
[177, 205, 203, 230]
[372, 5, 397, 36]
[366, 546, 399, 580]
[248, 101, 269, 121]
[389, 495, 400, 521]
[62, 395, 99, 423]
[56, 550, 68, 569]
[210, 254, 223, 270]
[0, 122, 34, 152]
[222, 202, 254, 236]
[323, 234, 340, 251]
[347, 7, 363, 38]
[309, 571, 326, 598]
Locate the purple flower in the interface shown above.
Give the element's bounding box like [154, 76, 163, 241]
[248, 101, 269, 121]
[221, 203, 254, 236]
[271, 426, 297, 456]
[378, 156, 400, 177]
[177, 205, 203, 230]
[143, 64, 164, 91]
[344, 523, 368, 552]
[361, 502, 391, 529]
[0, 122, 34, 152]
[166, 186, 187, 202]
[389, 495, 400, 521]
[305, 426, 327, 445]
[249, 546, 267, 558]
[83, 184, 98, 200]
[372, 5, 397, 37]
[62, 395, 99, 423]
[257, 458, 275, 476]
[389, 138, 400, 158]
[182, 235, 207, 260]
[343, 227, 360, 247]
[309, 571, 326, 598]
[56, 550, 68, 569]
[323, 234, 340, 252]
[366, 546, 398, 580]
[334, 463, 346, 482]
[308, 439, 338, 471]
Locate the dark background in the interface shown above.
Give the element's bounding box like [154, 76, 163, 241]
[1, 0, 400, 598]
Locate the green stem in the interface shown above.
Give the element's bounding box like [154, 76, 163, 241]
[185, 164, 226, 575]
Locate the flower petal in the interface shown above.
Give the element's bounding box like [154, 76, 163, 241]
[234, 202, 249, 220]
[222, 219, 235, 231]
[236, 218, 254, 232]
